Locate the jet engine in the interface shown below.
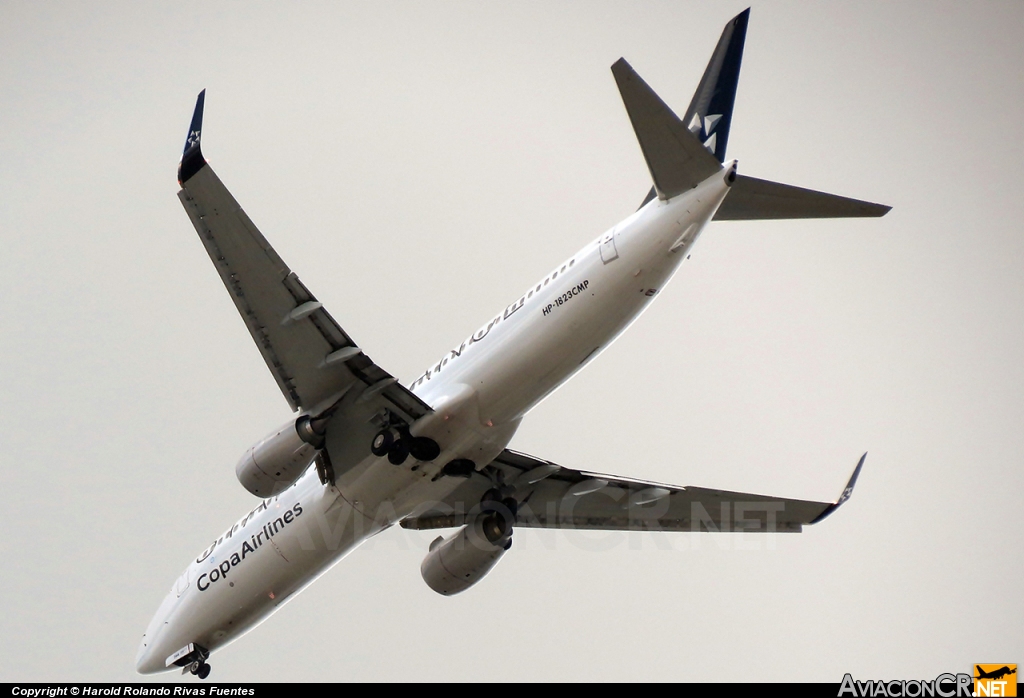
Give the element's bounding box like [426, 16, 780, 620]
[420, 511, 513, 595]
[236, 416, 326, 497]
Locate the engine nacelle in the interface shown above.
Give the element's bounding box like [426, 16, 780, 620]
[420, 513, 512, 595]
[236, 416, 325, 497]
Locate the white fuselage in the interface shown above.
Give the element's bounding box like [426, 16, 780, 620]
[135, 165, 733, 675]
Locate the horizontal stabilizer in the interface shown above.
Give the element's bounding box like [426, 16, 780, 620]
[715, 175, 891, 220]
[612, 58, 722, 200]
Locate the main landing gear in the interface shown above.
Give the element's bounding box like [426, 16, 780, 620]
[371, 426, 440, 465]
[480, 488, 517, 551]
[189, 660, 211, 680]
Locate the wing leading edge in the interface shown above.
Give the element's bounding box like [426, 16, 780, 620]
[402, 450, 866, 534]
[176, 91, 431, 422]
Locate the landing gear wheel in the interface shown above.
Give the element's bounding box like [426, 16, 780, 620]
[501, 497, 518, 518]
[197, 662, 211, 680]
[408, 437, 441, 462]
[387, 438, 409, 465]
[371, 429, 395, 456]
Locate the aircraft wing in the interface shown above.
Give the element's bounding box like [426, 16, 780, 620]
[402, 449, 865, 533]
[176, 91, 431, 421]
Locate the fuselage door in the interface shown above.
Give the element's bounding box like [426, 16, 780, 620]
[174, 568, 190, 598]
[600, 229, 619, 264]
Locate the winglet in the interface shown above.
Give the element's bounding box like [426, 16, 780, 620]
[178, 89, 206, 185]
[809, 452, 866, 524]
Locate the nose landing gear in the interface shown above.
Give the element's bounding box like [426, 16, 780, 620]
[189, 660, 211, 680]
[169, 643, 211, 680]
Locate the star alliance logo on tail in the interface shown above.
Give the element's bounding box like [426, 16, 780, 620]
[687, 112, 722, 155]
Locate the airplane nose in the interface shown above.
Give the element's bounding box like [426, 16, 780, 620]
[136, 640, 164, 675]
[137, 591, 178, 675]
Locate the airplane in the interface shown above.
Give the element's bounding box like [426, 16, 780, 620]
[975, 666, 1017, 681]
[137, 8, 888, 679]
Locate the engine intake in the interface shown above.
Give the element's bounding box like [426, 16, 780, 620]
[420, 512, 512, 595]
[236, 416, 326, 497]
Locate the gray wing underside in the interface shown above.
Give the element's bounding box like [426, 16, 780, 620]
[401, 450, 865, 534]
[178, 165, 430, 421]
[713, 175, 891, 220]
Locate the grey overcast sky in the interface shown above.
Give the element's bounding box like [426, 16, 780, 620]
[2, 0, 1022, 683]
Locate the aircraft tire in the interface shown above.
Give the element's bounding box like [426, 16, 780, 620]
[408, 437, 441, 461]
[371, 429, 394, 456]
[501, 497, 518, 518]
[388, 439, 409, 465]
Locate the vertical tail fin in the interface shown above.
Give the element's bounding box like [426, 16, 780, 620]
[682, 9, 749, 163]
[633, 9, 748, 208]
[628, 9, 889, 219]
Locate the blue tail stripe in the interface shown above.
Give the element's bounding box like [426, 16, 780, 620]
[681, 8, 749, 163]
